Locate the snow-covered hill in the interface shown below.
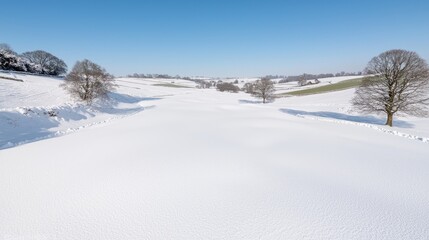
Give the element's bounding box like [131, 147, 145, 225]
[205, 75, 367, 94]
[275, 75, 365, 94]
[0, 72, 428, 239]
[0, 73, 196, 149]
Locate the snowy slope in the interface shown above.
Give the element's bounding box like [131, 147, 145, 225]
[0, 73, 196, 149]
[0, 74, 429, 240]
[117, 77, 198, 88]
[276, 75, 364, 94]
[0, 71, 70, 108]
[206, 75, 366, 93]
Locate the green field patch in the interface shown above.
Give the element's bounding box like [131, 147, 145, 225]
[152, 83, 192, 88]
[280, 77, 370, 96]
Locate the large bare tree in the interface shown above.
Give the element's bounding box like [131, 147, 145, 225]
[62, 59, 115, 104]
[352, 49, 429, 127]
[21, 50, 67, 76]
[252, 78, 275, 103]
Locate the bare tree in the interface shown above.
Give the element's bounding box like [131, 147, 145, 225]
[252, 78, 275, 103]
[62, 59, 115, 104]
[197, 80, 212, 89]
[352, 49, 429, 127]
[242, 82, 255, 93]
[21, 50, 67, 75]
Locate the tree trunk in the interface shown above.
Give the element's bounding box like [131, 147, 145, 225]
[386, 112, 393, 127]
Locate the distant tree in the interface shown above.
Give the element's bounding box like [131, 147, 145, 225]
[197, 80, 211, 89]
[62, 59, 115, 104]
[251, 78, 275, 103]
[0, 48, 39, 72]
[352, 49, 429, 127]
[216, 82, 240, 93]
[0, 43, 17, 55]
[233, 79, 239, 84]
[242, 82, 255, 93]
[21, 50, 67, 75]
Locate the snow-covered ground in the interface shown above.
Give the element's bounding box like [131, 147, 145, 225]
[275, 75, 365, 94]
[207, 75, 366, 94]
[1, 72, 429, 239]
[116, 77, 198, 88]
[0, 74, 195, 149]
[0, 71, 70, 108]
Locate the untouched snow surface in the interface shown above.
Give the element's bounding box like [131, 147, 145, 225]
[1, 74, 429, 240]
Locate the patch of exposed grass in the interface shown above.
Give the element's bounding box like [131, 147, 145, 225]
[152, 83, 192, 88]
[279, 77, 372, 96]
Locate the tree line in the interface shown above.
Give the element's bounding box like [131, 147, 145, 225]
[127, 73, 192, 80]
[278, 72, 362, 83]
[0, 43, 67, 76]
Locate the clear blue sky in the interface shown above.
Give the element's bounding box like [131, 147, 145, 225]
[1, 0, 428, 77]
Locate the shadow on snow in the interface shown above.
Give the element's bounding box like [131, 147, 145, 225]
[0, 92, 162, 150]
[280, 108, 414, 128]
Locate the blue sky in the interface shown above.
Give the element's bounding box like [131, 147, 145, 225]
[1, 0, 428, 77]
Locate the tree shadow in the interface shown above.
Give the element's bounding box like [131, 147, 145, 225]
[106, 92, 162, 104]
[238, 99, 262, 104]
[0, 93, 163, 150]
[92, 93, 162, 114]
[0, 110, 60, 149]
[280, 108, 414, 128]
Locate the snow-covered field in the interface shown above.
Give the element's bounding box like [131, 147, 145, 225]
[275, 76, 365, 94]
[1, 72, 429, 239]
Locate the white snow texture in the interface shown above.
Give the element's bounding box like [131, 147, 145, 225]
[0, 72, 428, 240]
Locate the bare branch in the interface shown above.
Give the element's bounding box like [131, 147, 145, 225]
[352, 49, 429, 126]
[61, 59, 115, 104]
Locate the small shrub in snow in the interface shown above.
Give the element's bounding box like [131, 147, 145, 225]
[197, 80, 212, 89]
[216, 82, 240, 93]
[44, 110, 58, 117]
[242, 82, 255, 93]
